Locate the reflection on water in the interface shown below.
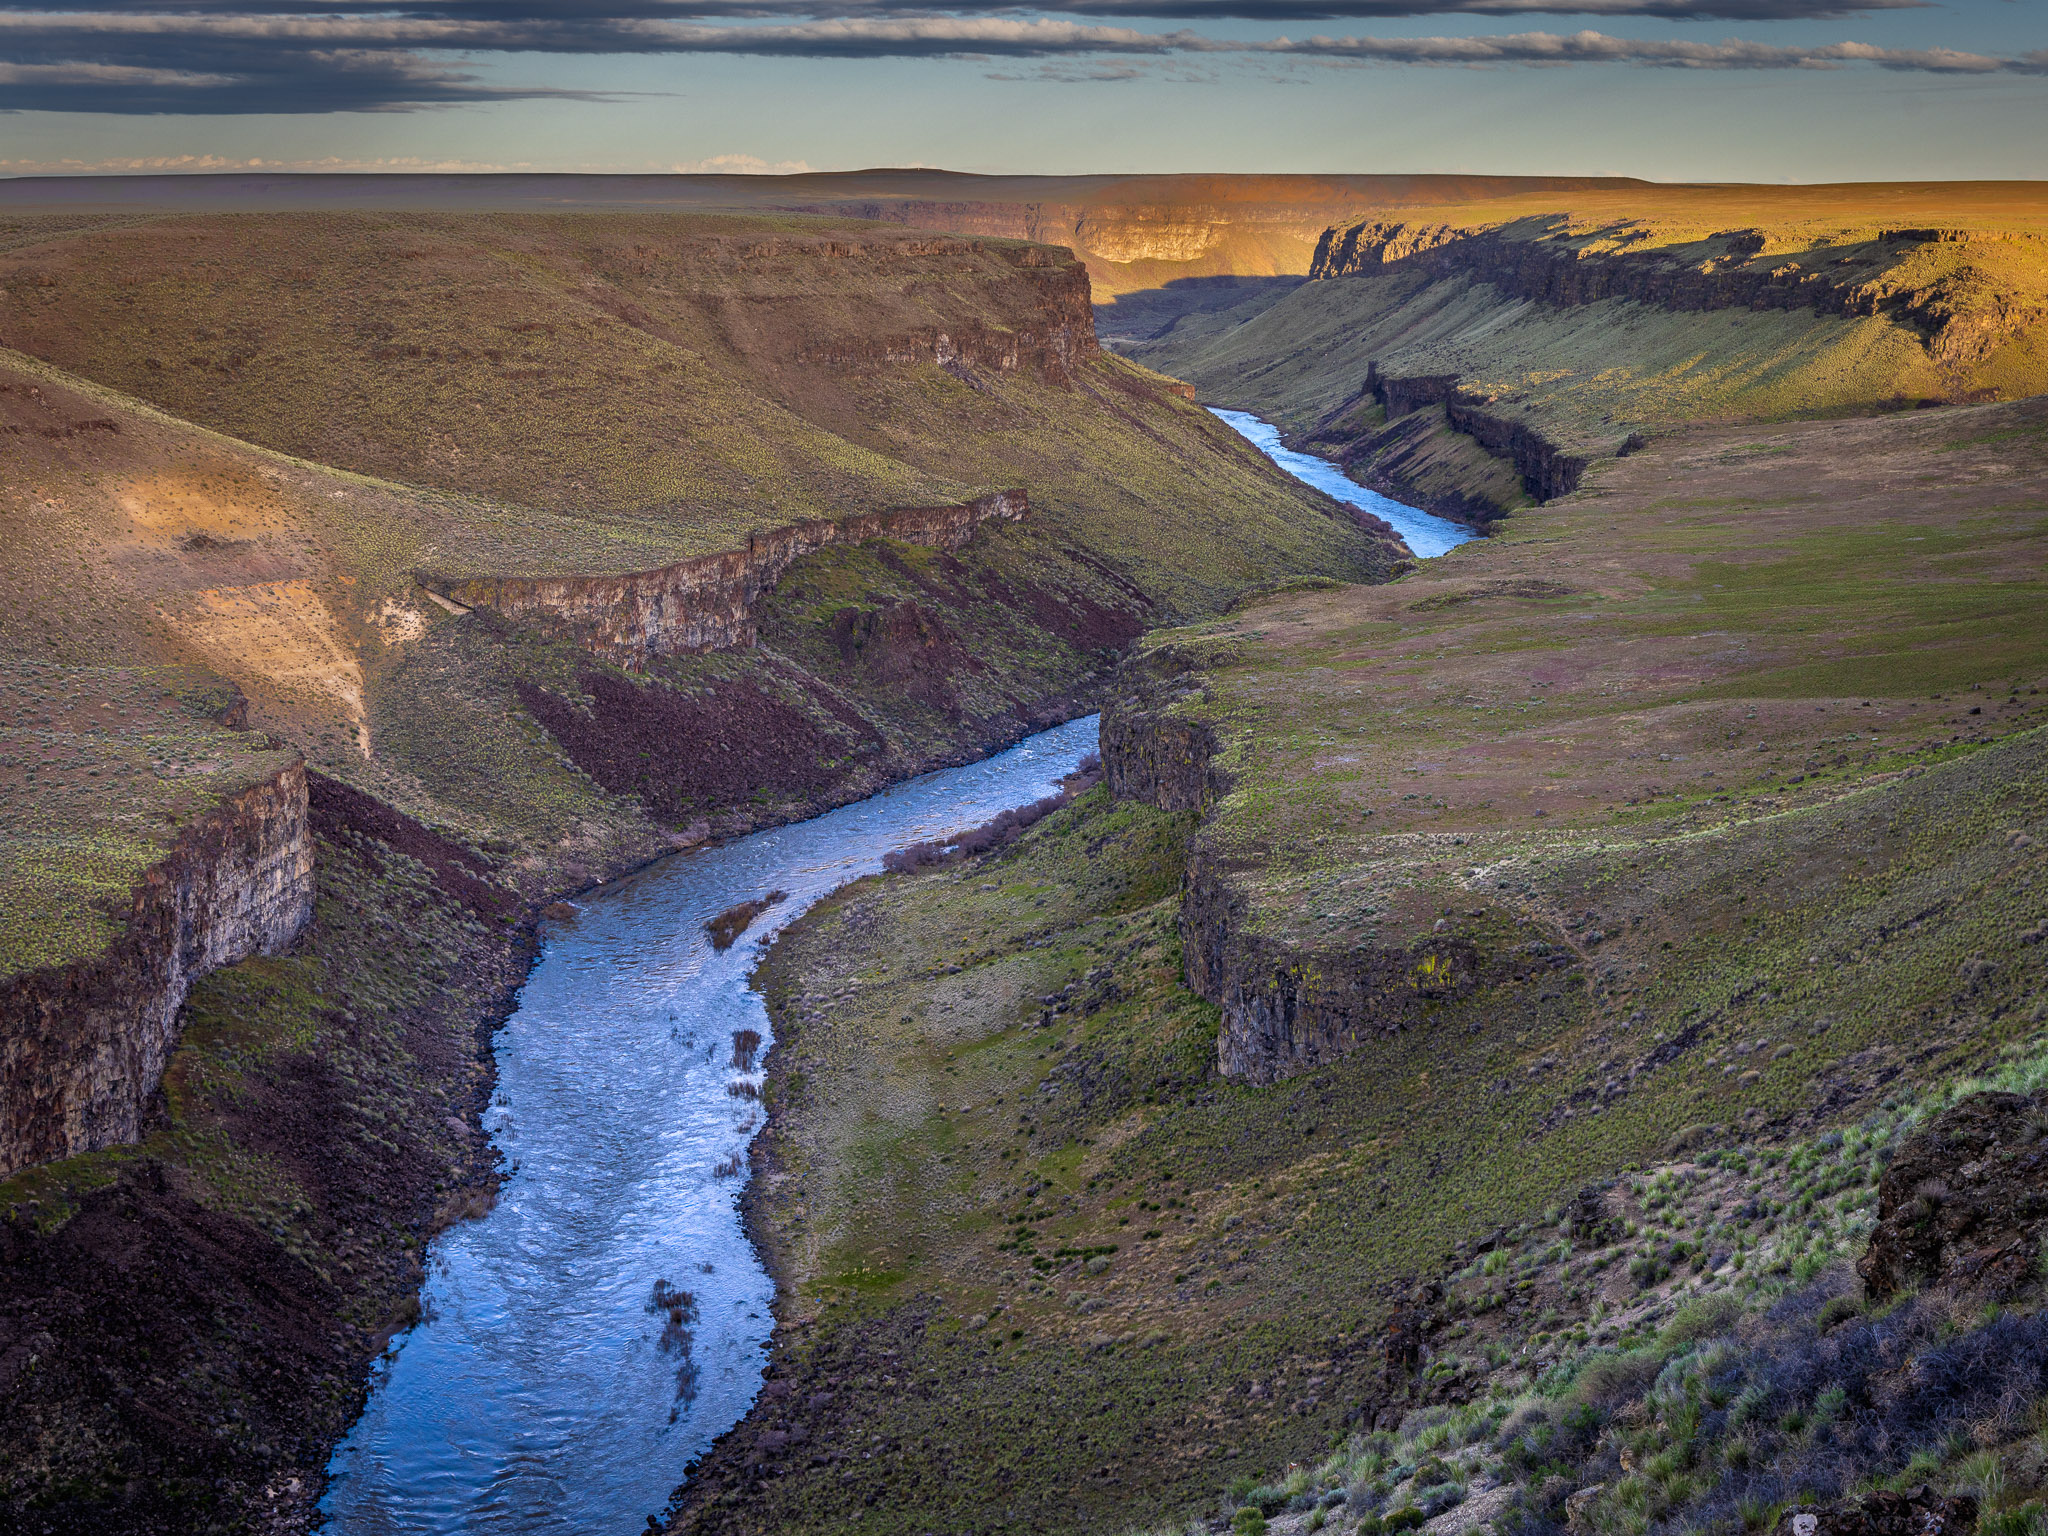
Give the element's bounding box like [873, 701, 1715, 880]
[322, 715, 1101, 1535]
[1211, 407, 1476, 560]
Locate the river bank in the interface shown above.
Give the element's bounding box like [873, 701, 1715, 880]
[662, 392, 2048, 1536]
[320, 717, 1100, 1533]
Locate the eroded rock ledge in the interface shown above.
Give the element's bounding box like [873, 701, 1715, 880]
[429, 490, 1028, 665]
[1362, 363, 1595, 503]
[1103, 681, 1525, 1086]
[1307, 219, 2034, 364]
[0, 761, 315, 1178]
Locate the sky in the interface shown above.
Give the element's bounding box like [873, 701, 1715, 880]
[0, 0, 2040, 182]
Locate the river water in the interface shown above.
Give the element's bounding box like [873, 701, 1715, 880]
[1211, 407, 1476, 559]
[322, 404, 1453, 1535]
[321, 715, 1101, 1535]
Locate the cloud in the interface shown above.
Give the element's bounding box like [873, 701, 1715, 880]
[0, 150, 814, 171]
[0, 0, 1938, 19]
[666, 152, 818, 171]
[1253, 28, 2048, 70]
[0, 6, 2032, 114]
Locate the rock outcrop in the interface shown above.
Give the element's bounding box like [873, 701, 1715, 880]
[1102, 681, 1523, 1085]
[0, 762, 315, 1178]
[1859, 1090, 2048, 1303]
[1308, 219, 2045, 368]
[1775, 1488, 1977, 1536]
[1099, 697, 1220, 813]
[1357, 363, 1596, 505]
[1179, 850, 1501, 1085]
[431, 491, 1027, 665]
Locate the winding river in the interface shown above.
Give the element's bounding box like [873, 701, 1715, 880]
[1211, 407, 1476, 558]
[322, 407, 1454, 1534]
[321, 717, 1101, 1535]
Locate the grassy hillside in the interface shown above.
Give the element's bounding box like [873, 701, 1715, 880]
[0, 211, 1397, 966]
[668, 395, 2048, 1535]
[0, 212, 1400, 1531]
[1136, 203, 2048, 525]
[0, 212, 1385, 609]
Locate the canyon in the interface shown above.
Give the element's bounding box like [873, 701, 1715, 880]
[674, 387, 2048, 1536]
[0, 196, 1390, 1534]
[1, 173, 2046, 1536]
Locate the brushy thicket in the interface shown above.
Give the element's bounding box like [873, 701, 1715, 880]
[1135, 1038, 2048, 1536]
[882, 754, 1102, 874]
[1171, 1282, 2048, 1536]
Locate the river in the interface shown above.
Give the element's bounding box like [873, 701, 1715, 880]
[320, 716, 1102, 1535]
[1211, 407, 1476, 559]
[322, 405, 1456, 1534]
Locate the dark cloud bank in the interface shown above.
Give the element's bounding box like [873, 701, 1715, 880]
[0, 0, 2035, 115]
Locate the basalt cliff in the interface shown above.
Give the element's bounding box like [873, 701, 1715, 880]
[435, 491, 1028, 663]
[1139, 208, 2048, 529]
[0, 757, 312, 1178]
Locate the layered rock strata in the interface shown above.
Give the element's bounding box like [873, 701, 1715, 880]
[1356, 363, 1594, 505]
[0, 762, 315, 1178]
[1310, 219, 2048, 373]
[432, 491, 1027, 665]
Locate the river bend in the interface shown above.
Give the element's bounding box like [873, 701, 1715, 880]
[1212, 407, 1476, 558]
[323, 716, 1101, 1535]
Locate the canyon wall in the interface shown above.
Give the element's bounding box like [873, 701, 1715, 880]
[1325, 364, 1595, 518]
[1308, 220, 2043, 367]
[1102, 685, 1518, 1085]
[0, 762, 315, 1178]
[434, 491, 1028, 665]
[1178, 851, 1496, 1085]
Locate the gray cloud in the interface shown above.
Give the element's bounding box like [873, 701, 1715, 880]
[0, 0, 1937, 18]
[0, 7, 2030, 114]
[1254, 29, 2048, 70]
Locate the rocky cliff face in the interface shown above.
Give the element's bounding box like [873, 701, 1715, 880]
[1102, 682, 1520, 1085]
[1177, 850, 1501, 1084]
[433, 491, 1028, 665]
[1357, 363, 1595, 506]
[1307, 220, 2043, 368]
[1099, 691, 1220, 813]
[0, 762, 315, 1178]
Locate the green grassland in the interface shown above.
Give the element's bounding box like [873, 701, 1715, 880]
[0, 212, 1391, 970]
[1135, 216, 2048, 518]
[671, 394, 2048, 1534]
[0, 660, 294, 976]
[1124, 1028, 2048, 1536]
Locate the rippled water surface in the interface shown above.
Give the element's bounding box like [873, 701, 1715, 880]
[1211, 407, 1476, 559]
[323, 715, 1101, 1535]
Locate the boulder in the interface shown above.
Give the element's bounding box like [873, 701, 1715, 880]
[1859, 1091, 2048, 1302]
[1776, 1487, 1977, 1536]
